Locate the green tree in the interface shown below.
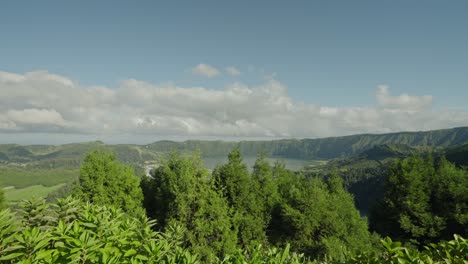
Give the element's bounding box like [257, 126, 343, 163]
[252, 153, 278, 227]
[432, 157, 468, 238]
[370, 155, 464, 245]
[270, 164, 372, 260]
[379, 155, 438, 243]
[142, 152, 237, 260]
[212, 147, 267, 247]
[73, 150, 143, 215]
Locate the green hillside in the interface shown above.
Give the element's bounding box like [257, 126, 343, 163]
[0, 141, 161, 168]
[1, 127, 467, 166]
[304, 143, 430, 215]
[147, 127, 468, 159]
[445, 143, 468, 166]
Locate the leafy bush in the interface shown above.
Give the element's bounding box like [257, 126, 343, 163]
[0, 197, 466, 263]
[348, 235, 468, 264]
[0, 197, 196, 263]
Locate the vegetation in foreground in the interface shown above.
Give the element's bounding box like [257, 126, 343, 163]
[0, 146, 467, 263]
[0, 197, 466, 263]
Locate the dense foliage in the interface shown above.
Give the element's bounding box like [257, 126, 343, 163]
[72, 150, 144, 216]
[370, 155, 468, 245]
[1, 144, 468, 263]
[268, 166, 374, 261]
[142, 149, 373, 261]
[305, 157, 390, 215]
[0, 197, 199, 263]
[0, 197, 467, 263]
[141, 151, 238, 260]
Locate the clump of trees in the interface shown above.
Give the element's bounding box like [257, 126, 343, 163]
[370, 155, 468, 245]
[141, 148, 373, 261]
[72, 150, 144, 216]
[141, 151, 238, 260]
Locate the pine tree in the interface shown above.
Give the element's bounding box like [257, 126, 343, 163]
[432, 157, 468, 239]
[212, 147, 267, 247]
[371, 155, 448, 245]
[252, 153, 278, 227]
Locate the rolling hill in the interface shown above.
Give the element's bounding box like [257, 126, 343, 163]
[146, 126, 468, 159]
[1, 127, 467, 165]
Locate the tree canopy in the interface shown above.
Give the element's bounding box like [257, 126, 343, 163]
[142, 152, 237, 260]
[73, 149, 143, 216]
[370, 155, 468, 245]
[142, 148, 374, 261]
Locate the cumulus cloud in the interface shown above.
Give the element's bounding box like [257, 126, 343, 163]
[7, 109, 66, 126]
[191, 63, 220, 78]
[226, 66, 241, 76]
[376, 85, 433, 111]
[0, 70, 467, 142]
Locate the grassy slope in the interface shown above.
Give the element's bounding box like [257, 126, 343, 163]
[4, 183, 66, 201]
[0, 166, 78, 189]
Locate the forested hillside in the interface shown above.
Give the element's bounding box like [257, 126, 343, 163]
[0, 141, 160, 166]
[444, 143, 468, 167]
[2, 127, 468, 205]
[147, 126, 468, 159]
[1, 127, 468, 164]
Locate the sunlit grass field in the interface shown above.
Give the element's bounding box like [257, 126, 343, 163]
[0, 166, 78, 189]
[4, 183, 66, 201]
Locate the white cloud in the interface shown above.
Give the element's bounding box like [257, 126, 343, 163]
[0, 70, 467, 142]
[376, 85, 432, 111]
[191, 63, 220, 78]
[226, 66, 241, 76]
[7, 109, 66, 126]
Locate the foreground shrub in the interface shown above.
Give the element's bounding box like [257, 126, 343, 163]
[0, 197, 196, 263]
[348, 235, 468, 264]
[0, 196, 466, 263]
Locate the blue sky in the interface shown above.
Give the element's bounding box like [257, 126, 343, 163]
[0, 0, 467, 143]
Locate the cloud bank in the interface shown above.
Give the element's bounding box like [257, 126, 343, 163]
[1, 70, 467, 142]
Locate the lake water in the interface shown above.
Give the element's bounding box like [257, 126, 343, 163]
[202, 156, 325, 171]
